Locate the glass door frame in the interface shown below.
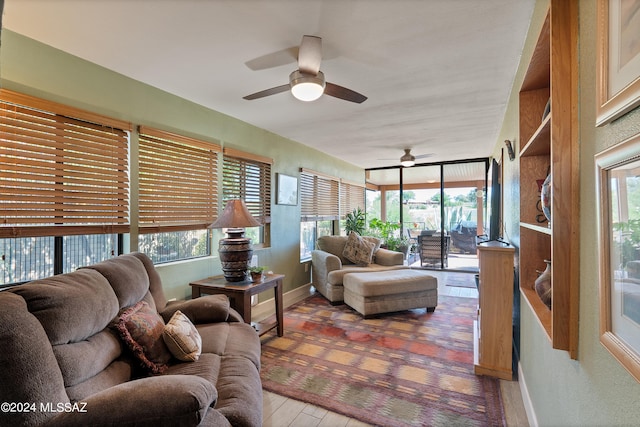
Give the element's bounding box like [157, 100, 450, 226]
[365, 157, 489, 271]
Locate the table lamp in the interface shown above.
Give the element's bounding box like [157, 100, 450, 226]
[209, 199, 261, 282]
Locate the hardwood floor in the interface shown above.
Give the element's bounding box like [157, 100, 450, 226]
[262, 270, 529, 427]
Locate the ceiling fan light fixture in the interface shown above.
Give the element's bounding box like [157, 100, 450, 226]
[290, 70, 325, 101]
[400, 149, 416, 167]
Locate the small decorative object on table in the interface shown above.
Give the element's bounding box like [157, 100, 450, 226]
[248, 266, 267, 283]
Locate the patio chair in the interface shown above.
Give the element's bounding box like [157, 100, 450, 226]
[418, 233, 450, 268]
[406, 229, 420, 255]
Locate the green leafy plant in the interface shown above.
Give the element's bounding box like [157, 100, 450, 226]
[368, 218, 400, 240]
[367, 218, 408, 252]
[344, 207, 366, 235]
[385, 235, 410, 253]
[248, 265, 267, 274]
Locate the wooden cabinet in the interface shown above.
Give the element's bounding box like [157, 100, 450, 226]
[518, 0, 579, 359]
[474, 241, 515, 380]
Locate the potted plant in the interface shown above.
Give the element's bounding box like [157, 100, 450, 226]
[248, 266, 267, 282]
[344, 207, 366, 235]
[385, 235, 410, 254]
[367, 218, 400, 247]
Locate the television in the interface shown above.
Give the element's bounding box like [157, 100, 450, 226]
[488, 158, 502, 241]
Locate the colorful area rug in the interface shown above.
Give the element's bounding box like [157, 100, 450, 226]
[260, 294, 504, 426]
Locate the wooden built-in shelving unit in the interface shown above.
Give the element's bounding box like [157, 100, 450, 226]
[518, 0, 579, 359]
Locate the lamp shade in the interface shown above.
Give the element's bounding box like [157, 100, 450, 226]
[209, 200, 261, 229]
[209, 200, 261, 282]
[290, 70, 325, 102]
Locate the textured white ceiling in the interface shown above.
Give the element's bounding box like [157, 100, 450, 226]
[2, 0, 534, 171]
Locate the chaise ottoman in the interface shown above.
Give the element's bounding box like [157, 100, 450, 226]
[343, 269, 438, 318]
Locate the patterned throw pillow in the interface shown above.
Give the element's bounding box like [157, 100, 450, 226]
[163, 310, 202, 362]
[342, 232, 375, 265]
[112, 301, 172, 374]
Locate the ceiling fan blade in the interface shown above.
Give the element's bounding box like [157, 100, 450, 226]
[298, 35, 322, 75]
[243, 84, 290, 100]
[325, 82, 367, 104]
[244, 47, 298, 71]
[414, 153, 433, 159]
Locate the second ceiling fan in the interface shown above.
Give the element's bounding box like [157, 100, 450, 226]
[243, 35, 367, 104]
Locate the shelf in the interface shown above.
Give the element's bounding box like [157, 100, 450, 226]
[517, 0, 579, 360]
[520, 222, 552, 235]
[520, 116, 551, 157]
[521, 287, 552, 341]
[521, 12, 550, 92]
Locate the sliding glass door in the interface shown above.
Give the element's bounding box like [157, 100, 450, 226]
[366, 158, 488, 271]
[442, 161, 486, 271]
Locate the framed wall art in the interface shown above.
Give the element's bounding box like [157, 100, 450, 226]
[596, 131, 640, 382]
[276, 173, 298, 205]
[596, 0, 640, 126]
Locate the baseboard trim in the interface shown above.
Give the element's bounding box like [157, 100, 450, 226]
[518, 362, 538, 427]
[252, 282, 314, 322]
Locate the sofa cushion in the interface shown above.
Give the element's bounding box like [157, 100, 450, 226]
[342, 232, 376, 265]
[131, 252, 168, 311]
[65, 357, 135, 402]
[113, 301, 172, 374]
[11, 269, 120, 345]
[0, 292, 70, 427]
[161, 294, 230, 324]
[163, 310, 202, 362]
[53, 329, 125, 389]
[165, 353, 221, 387]
[47, 375, 219, 427]
[84, 254, 153, 310]
[362, 236, 382, 253]
[317, 235, 351, 264]
[215, 355, 263, 427]
[195, 322, 261, 370]
[327, 264, 409, 285]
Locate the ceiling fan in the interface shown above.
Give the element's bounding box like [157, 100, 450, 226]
[243, 35, 367, 104]
[377, 149, 432, 167]
[400, 149, 432, 167]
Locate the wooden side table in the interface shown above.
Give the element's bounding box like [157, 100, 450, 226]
[189, 273, 284, 337]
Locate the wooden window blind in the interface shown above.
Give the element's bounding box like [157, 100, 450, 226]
[300, 168, 340, 221]
[340, 180, 366, 217]
[222, 148, 272, 224]
[0, 89, 131, 238]
[138, 127, 221, 233]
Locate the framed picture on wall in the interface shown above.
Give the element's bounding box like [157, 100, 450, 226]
[596, 131, 640, 383]
[276, 173, 298, 205]
[596, 0, 640, 126]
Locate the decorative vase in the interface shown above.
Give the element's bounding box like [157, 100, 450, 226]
[535, 259, 552, 309]
[250, 272, 263, 283]
[541, 174, 551, 223]
[218, 230, 253, 282]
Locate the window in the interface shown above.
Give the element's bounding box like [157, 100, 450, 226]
[138, 127, 220, 263]
[300, 220, 333, 260]
[299, 169, 340, 259]
[222, 148, 272, 245]
[0, 90, 130, 285]
[339, 180, 366, 235]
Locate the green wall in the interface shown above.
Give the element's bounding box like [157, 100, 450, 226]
[0, 30, 364, 301]
[495, 1, 640, 425]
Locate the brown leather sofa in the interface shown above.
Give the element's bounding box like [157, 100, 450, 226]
[0, 252, 262, 427]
